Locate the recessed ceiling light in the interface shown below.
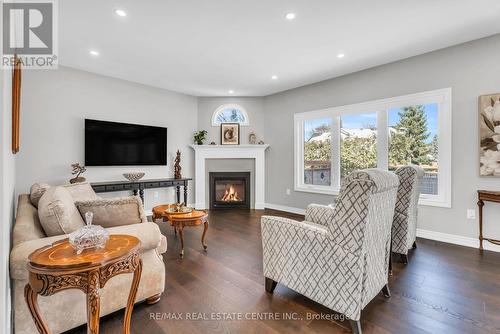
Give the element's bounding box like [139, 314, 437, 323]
[337, 53, 345, 59]
[285, 12, 296, 20]
[271, 75, 278, 80]
[228, 90, 234, 94]
[89, 50, 100, 56]
[114, 9, 127, 17]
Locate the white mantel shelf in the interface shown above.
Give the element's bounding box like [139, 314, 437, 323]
[190, 144, 269, 150]
[190, 144, 269, 210]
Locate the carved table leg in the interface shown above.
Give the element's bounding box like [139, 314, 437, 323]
[87, 270, 101, 334]
[201, 220, 209, 250]
[139, 189, 144, 204]
[123, 258, 142, 334]
[178, 225, 185, 257]
[176, 186, 181, 204]
[478, 199, 484, 251]
[25, 284, 51, 334]
[183, 184, 188, 205]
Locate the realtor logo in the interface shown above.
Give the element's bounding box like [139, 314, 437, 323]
[2, 0, 58, 69]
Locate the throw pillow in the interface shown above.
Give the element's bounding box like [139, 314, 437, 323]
[38, 186, 85, 236]
[75, 196, 146, 228]
[63, 181, 99, 202]
[29, 182, 51, 208]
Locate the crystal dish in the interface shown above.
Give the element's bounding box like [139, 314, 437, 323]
[69, 212, 109, 254]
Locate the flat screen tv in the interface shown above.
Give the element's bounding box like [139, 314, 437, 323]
[85, 119, 167, 166]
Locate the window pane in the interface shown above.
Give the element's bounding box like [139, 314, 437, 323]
[340, 112, 377, 180]
[215, 107, 247, 124]
[388, 104, 438, 195]
[304, 118, 332, 186]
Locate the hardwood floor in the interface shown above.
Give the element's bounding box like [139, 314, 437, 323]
[66, 209, 500, 334]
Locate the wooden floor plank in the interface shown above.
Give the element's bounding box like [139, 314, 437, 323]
[65, 209, 500, 334]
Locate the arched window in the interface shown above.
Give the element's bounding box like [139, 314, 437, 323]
[211, 104, 249, 126]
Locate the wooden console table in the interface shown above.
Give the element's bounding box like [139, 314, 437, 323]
[25, 235, 142, 334]
[477, 190, 500, 250]
[91, 178, 191, 204]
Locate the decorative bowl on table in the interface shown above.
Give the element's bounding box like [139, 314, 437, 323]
[123, 172, 145, 182]
[165, 204, 193, 214]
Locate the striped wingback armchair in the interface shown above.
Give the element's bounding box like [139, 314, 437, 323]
[391, 165, 424, 263]
[261, 169, 399, 334]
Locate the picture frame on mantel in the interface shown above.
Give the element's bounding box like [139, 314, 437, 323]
[12, 56, 22, 154]
[220, 123, 240, 145]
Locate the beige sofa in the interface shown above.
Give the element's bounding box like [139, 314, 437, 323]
[10, 193, 167, 334]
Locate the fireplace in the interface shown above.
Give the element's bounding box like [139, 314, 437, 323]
[209, 172, 250, 209]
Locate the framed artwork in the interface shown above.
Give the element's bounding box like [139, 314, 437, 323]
[220, 123, 240, 145]
[12, 56, 21, 154]
[479, 93, 500, 176]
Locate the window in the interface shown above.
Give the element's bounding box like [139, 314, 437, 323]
[388, 104, 439, 196]
[340, 112, 378, 180]
[294, 88, 451, 207]
[212, 104, 249, 126]
[304, 118, 332, 186]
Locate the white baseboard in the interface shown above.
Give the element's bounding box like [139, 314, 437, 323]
[264, 203, 306, 215]
[265, 203, 500, 253]
[416, 228, 500, 252]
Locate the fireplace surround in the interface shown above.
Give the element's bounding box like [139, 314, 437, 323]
[190, 144, 269, 209]
[209, 172, 250, 209]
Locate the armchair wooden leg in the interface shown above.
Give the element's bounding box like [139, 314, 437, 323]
[349, 320, 362, 334]
[412, 241, 417, 249]
[401, 254, 408, 264]
[146, 293, 161, 305]
[265, 277, 277, 294]
[381, 284, 391, 298]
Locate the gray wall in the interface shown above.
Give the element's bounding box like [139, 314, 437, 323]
[197, 97, 265, 145]
[0, 67, 15, 333]
[17, 66, 198, 210]
[264, 34, 500, 240]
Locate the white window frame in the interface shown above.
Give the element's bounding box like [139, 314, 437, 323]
[211, 104, 249, 126]
[294, 88, 452, 208]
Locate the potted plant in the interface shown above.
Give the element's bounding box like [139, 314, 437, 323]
[193, 130, 208, 145]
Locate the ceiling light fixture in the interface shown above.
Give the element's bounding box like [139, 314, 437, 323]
[271, 75, 278, 80]
[337, 53, 345, 59]
[228, 90, 234, 94]
[114, 9, 127, 17]
[285, 12, 296, 20]
[89, 50, 100, 56]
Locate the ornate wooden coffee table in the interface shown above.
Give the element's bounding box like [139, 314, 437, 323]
[153, 204, 209, 257]
[25, 234, 142, 334]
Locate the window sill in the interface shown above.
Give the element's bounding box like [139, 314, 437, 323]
[294, 186, 339, 196]
[418, 197, 451, 208]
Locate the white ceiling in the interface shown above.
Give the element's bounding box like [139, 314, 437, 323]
[59, 0, 500, 97]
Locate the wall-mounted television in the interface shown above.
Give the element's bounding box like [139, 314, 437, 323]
[85, 119, 167, 166]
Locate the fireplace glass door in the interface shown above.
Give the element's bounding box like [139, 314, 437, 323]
[209, 172, 250, 209]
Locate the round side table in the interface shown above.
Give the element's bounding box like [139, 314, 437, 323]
[25, 234, 142, 334]
[153, 204, 209, 257]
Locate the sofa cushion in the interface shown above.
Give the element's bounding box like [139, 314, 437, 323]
[63, 182, 99, 202]
[75, 196, 146, 228]
[29, 183, 51, 208]
[38, 186, 85, 236]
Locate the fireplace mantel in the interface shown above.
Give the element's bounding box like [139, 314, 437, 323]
[190, 144, 269, 209]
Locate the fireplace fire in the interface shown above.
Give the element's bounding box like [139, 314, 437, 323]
[221, 185, 242, 202]
[209, 172, 250, 209]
